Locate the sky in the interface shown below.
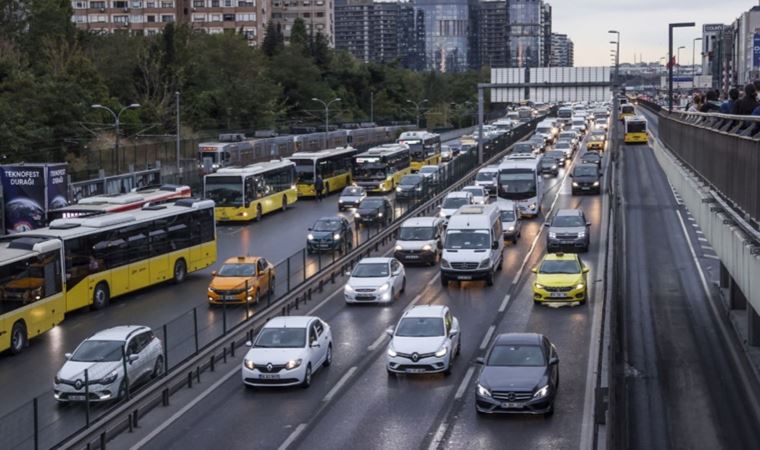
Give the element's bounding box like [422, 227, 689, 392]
[550, 0, 758, 66]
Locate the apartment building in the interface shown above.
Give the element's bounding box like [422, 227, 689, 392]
[271, 0, 334, 47]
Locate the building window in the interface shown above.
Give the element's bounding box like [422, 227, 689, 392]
[161, 14, 174, 21]
[237, 13, 255, 21]
[130, 14, 142, 22]
[113, 14, 129, 23]
[238, 0, 253, 6]
[146, 14, 156, 21]
[193, 0, 203, 6]
[211, 0, 219, 6]
[114, 0, 127, 8]
[146, 1, 156, 7]
[315, 0, 323, 5]
[209, 27, 223, 34]
[192, 14, 205, 21]
[224, 0, 231, 6]
[210, 13, 221, 21]
[131, 1, 142, 7]
[73, 1, 87, 8]
[72, 14, 87, 22]
[146, 29, 158, 35]
[315, 11, 323, 17]
[222, 13, 234, 21]
[160, 1, 173, 7]
[302, 12, 309, 17]
[302, 0, 309, 4]
[90, 1, 106, 8]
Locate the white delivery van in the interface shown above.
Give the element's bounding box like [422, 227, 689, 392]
[440, 204, 503, 287]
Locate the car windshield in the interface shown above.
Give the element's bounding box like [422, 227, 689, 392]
[313, 219, 342, 231]
[541, 159, 557, 166]
[395, 317, 445, 337]
[574, 166, 598, 177]
[400, 175, 422, 186]
[500, 210, 516, 222]
[399, 226, 435, 241]
[476, 171, 496, 182]
[255, 328, 306, 348]
[361, 199, 384, 208]
[71, 340, 123, 362]
[341, 187, 364, 197]
[560, 133, 575, 139]
[218, 263, 255, 277]
[583, 153, 600, 161]
[487, 344, 546, 367]
[445, 229, 490, 250]
[420, 167, 437, 174]
[352, 263, 389, 277]
[552, 215, 585, 227]
[546, 151, 564, 159]
[513, 144, 534, 153]
[539, 259, 581, 274]
[463, 187, 484, 196]
[555, 142, 570, 149]
[442, 197, 468, 209]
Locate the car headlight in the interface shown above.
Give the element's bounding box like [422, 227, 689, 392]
[549, 232, 557, 239]
[285, 359, 302, 370]
[535, 283, 545, 290]
[422, 244, 433, 252]
[578, 231, 586, 238]
[396, 187, 402, 192]
[572, 182, 579, 187]
[307, 233, 315, 241]
[576, 283, 585, 290]
[477, 383, 491, 397]
[387, 347, 397, 357]
[377, 283, 390, 293]
[593, 181, 600, 187]
[339, 199, 344, 203]
[533, 384, 550, 399]
[378, 212, 383, 217]
[529, 203, 536, 211]
[395, 244, 403, 251]
[439, 210, 446, 218]
[244, 359, 255, 370]
[344, 284, 355, 294]
[354, 213, 360, 218]
[552, 165, 557, 169]
[100, 370, 118, 385]
[478, 258, 491, 268]
[435, 346, 448, 358]
[378, 182, 384, 188]
[333, 233, 341, 240]
[208, 287, 214, 292]
[440, 258, 450, 268]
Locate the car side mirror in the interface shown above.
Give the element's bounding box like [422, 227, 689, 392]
[491, 241, 498, 250]
[311, 342, 321, 348]
[211, 270, 217, 277]
[549, 356, 559, 365]
[128, 354, 140, 363]
[385, 326, 394, 337]
[569, 174, 573, 178]
[307, 227, 312, 231]
[586, 222, 592, 227]
[475, 357, 485, 365]
[531, 267, 538, 273]
[64, 352, 72, 360]
[449, 330, 459, 339]
[583, 267, 590, 273]
[345, 271, 352, 277]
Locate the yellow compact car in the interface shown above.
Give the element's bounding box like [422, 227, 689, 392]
[532, 253, 589, 305]
[587, 131, 606, 152]
[208, 256, 275, 305]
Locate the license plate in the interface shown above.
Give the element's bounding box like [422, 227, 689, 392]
[550, 292, 567, 298]
[405, 255, 419, 260]
[406, 368, 426, 373]
[501, 402, 521, 409]
[356, 295, 374, 300]
[457, 275, 472, 280]
[223, 295, 237, 300]
[68, 394, 85, 400]
[582, 187, 590, 190]
[259, 374, 280, 379]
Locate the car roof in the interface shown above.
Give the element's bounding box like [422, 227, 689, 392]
[543, 252, 581, 262]
[574, 163, 599, 170]
[446, 191, 471, 198]
[555, 209, 582, 217]
[404, 304, 446, 318]
[358, 257, 392, 264]
[420, 165, 438, 170]
[401, 217, 439, 227]
[315, 216, 344, 222]
[493, 332, 543, 346]
[223, 256, 260, 264]
[90, 325, 150, 341]
[264, 316, 316, 328]
[463, 185, 485, 192]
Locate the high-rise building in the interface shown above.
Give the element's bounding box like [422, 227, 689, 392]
[550, 32, 573, 67]
[506, 0, 549, 68]
[475, 0, 508, 68]
[415, 0, 471, 72]
[541, 2, 551, 66]
[701, 24, 726, 90]
[334, 0, 425, 69]
[271, 0, 335, 46]
[69, 0, 270, 46]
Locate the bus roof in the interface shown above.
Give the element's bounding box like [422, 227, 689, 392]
[210, 159, 295, 177]
[499, 158, 541, 171]
[398, 131, 438, 141]
[358, 143, 409, 158]
[624, 115, 646, 123]
[13, 199, 214, 241]
[0, 236, 62, 265]
[288, 146, 358, 160]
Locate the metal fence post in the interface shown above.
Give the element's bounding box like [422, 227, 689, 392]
[33, 398, 39, 450]
[163, 324, 169, 372]
[121, 346, 130, 401]
[222, 297, 228, 335]
[193, 308, 199, 355]
[84, 369, 91, 427]
[287, 256, 291, 292]
[302, 249, 306, 282]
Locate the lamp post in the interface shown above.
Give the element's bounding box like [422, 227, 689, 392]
[91, 103, 141, 174]
[609, 30, 620, 86]
[692, 37, 703, 87]
[311, 97, 341, 147]
[677, 46, 685, 76]
[668, 22, 695, 111]
[175, 91, 181, 174]
[406, 99, 428, 129]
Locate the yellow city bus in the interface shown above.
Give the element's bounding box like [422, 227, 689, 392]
[398, 131, 442, 171]
[204, 160, 297, 222]
[619, 104, 635, 122]
[624, 116, 648, 144]
[352, 144, 412, 193]
[288, 147, 362, 197]
[0, 199, 217, 354]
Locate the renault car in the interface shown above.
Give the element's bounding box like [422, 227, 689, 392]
[386, 305, 460, 375]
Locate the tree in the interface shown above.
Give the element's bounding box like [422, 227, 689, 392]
[289, 18, 309, 53]
[311, 32, 330, 69]
[261, 21, 283, 57]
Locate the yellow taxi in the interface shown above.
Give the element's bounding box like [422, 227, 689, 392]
[207, 256, 275, 305]
[532, 252, 589, 305]
[587, 131, 606, 152]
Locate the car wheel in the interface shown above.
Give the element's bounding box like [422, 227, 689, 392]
[485, 272, 494, 287]
[456, 337, 462, 356]
[544, 404, 555, 417]
[9, 321, 27, 355]
[268, 278, 276, 297]
[323, 344, 333, 367]
[301, 364, 312, 388]
[400, 277, 406, 293]
[173, 258, 187, 284]
[440, 276, 448, 287]
[92, 282, 110, 310]
[444, 359, 452, 376]
[253, 289, 260, 304]
[387, 368, 397, 377]
[512, 237, 518, 245]
[117, 379, 127, 400]
[152, 356, 164, 378]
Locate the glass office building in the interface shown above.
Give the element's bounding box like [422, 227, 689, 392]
[415, 0, 471, 72]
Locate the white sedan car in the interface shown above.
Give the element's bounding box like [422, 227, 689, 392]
[386, 305, 461, 375]
[462, 186, 488, 205]
[344, 257, 406, 303]
[439, 191, 473, 224]
[242, 316, 332, 388]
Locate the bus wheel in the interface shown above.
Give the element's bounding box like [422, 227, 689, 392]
[282, 196, 288, 212]
[255, 205, 263, 222]
[173, 259, 187, 284]
[92, 282, 110, 310]
[10, 321, 27, 355]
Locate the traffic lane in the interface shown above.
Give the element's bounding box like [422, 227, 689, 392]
[141, 262, 443, 450]
[441, 173, 605, 450]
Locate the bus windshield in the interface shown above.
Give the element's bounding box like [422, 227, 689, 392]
[291, 159, 315, 183]
[627, 122, 646, 133]
[353, 166, 387, 180]
[205, 176, 244, 207]
[498, 171, 537, 200]
[402, 140, 424, 159]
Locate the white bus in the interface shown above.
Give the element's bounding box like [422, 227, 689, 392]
[497, 156, 544, 217]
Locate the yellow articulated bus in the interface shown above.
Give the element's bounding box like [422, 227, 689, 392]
[288, 147, 363, 197]
[204, 160, 298, 222]
[397, 131, 442, 171]
[352, 144, 412, 193]
[619, 104, 635, 122]
[624, 116, 648, 144]
[0, 199, 216, 354]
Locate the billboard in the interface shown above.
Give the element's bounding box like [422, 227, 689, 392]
[1, 166, 46, 233]
[754, 33, 760, 68]
[46, 164, 69, 212]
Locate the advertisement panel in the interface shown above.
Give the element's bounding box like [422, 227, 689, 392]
[753, 33, 760, 68]
[0, 165, 46, 233]
[46, 164, 69, 212]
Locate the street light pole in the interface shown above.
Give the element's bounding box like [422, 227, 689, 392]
[175, 91, 181, 174]
[91, 103, 141, 174]
[668, 22, 695, 111]
[406, 99, 428, 129]
[609, 30, 620, 87]
[370, 91, 374, 124]
[677, 46, 685, 76]
[692, 37, 703, 88]
[311, 97, 341, 148]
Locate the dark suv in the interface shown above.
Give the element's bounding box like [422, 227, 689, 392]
[546, 209, 591, 253]
[307, 216, 353, 253]
[571, 164, 602, 195]
[395, 174, 428, 201]
[355, 197, 393, 225]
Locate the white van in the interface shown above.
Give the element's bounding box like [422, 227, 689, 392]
[474, 165, 499, 196]
[440, 204, 504, 287]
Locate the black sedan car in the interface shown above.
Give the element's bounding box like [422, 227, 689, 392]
[395, 174, 427, 201]
[539, 157, 559, 176]
[354, 197, 393, 225]
[544, 150, 567, 167]
[307, 216, 353, 253]
[475, 333, 559, 416]
[571, 164, 602, 195]
[580, 151, 602, 168]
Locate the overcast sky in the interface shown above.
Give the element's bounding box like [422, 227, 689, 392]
[550, 0, 758, 66]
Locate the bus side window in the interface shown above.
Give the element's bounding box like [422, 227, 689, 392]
[167, 214, 191, 251]
[42, 251, 63, 298]
[65, 236, 97, 287]
[193, 209, 215, 244]
[245, 177, 256, 202]
[254, 176, 267, 198]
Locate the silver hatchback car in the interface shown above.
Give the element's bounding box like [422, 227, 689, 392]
[546, 209, 590, 253]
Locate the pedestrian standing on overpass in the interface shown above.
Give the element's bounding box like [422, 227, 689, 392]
[731, 84, 758, 115]
[720, 88, 739, 114]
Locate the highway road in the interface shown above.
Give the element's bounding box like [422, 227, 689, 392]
[617, 108, 760, 450]
[116, 128, 610, 450]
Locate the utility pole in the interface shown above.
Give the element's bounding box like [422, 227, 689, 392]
[406, 99, 428, 129]
[312, 97, 341, 147]
[175, 91, 181, 174]
[91, 103, 141, 174]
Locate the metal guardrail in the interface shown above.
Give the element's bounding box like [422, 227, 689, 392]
[636, 99, 760, 229]
[27, 118, 541, 450]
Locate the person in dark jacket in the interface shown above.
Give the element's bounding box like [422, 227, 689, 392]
[315, 175, 324, 201]
[699, 90, 721, 112]
[731, 84, 759, 115]
[720, 88, 740, 114]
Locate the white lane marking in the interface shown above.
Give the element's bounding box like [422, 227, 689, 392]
[455, 367, 475, 400]
[427, 272, 441, 286]
[498, 294, 511, 313]
[687, 216, 696, 222]
[277, 423, 307, 450]
[427, 422, 448, 450]
[479, 325, 496, 350]
[367, 333, 388, 351]
[676, 211, 713, 302]
[322, 366, 357, 404]
[306, 287, 345, 315]
[130, 366, 239, 450]
[698, 237, 709, 242]
[695, 229, 704, 235]
[704, 254, 720, 260]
